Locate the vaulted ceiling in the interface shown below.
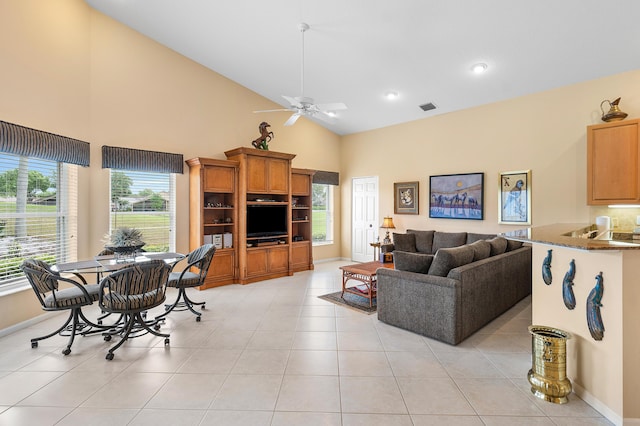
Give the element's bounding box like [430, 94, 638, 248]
[86, 0, 640, 135]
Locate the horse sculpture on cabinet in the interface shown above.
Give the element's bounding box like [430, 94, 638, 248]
[251, 122, 274, 150]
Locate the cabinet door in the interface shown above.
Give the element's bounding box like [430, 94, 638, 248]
[268, 246, 289, 273]
[246, 249, 269, 276]
[292, 173, 311, 195]
[204, 166, 235, 192]
[205, 251, 235, 283]
[291, 242, 310, 267]
[588, 121, 640, 204]
[268, 158, 289, 193]
[246, 156, 268, 193]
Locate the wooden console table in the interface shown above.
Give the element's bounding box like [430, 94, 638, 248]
[339, 261, 394, 307]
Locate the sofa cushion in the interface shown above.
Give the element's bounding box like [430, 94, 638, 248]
[469, 239, 491, 261]
[393, 233, 417, 252]
[428, 245, 475, 277]
[407, 229, 435, 253]
[466, 232, 496, 244]
[393, 251, 434, 274]
[488, 237, 508, 256]
[432, 231, 467, 253]
[506, 239, 524, 251]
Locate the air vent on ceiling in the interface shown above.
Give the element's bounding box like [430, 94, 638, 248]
[419, 102, 436, 112]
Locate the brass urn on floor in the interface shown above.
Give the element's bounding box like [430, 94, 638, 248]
[527, 325, 572, 404]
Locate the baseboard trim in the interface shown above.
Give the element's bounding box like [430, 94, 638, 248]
[0, 312, 58, 338]
[572, 382, 623, 426]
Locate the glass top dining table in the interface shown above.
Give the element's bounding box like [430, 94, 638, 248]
[52, 252, 186, 283]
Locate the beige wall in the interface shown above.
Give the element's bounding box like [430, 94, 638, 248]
[340, 71, 640, 258]
[0, 0, 341, 329]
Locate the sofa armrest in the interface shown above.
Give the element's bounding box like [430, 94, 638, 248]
[377, 268, 462, 344]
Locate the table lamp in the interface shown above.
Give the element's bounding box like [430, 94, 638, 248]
[380, 216, 396, 244]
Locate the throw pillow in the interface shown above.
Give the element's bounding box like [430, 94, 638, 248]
[393, 251, 434, 274]
[407, 229, 435, 253]
[488, 237, 508, 256]
[506, 239, 524, 251]
[393, 233, 417, 252]
[428, 245, 475, 277]
[469, 239, 491, 261]
[432, 231, 467, 253]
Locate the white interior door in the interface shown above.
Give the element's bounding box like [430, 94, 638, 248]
[352, 176, 379, 262]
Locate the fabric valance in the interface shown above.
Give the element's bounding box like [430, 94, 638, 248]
[0, 120, 90, 167]
[313, 170, 339, 186]
[102, 145, 184, 174]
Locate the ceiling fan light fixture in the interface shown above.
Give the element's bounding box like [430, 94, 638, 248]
[385, 91, 399, 100]
[471, 63, 488, 74]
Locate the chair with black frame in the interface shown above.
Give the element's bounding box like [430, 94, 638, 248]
[20, 258, 104, 356]
[155, 244, 216, 322]
[98, 259, 171, 360]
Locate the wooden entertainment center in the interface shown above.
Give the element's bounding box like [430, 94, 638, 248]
[187, 147, 314, 288]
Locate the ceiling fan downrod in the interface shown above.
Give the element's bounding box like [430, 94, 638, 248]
[298, 22, 309, 102]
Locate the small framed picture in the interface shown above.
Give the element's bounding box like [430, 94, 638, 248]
[499, 170, 532, 225]
[394, 182, 419, 214]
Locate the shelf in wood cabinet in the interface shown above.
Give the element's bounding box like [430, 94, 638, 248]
[204, 206, 234, 210]
[246, 201, 288, 206]
[204, 223, 234, 227]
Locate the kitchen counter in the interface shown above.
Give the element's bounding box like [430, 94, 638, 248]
[501, 223, 640, 250]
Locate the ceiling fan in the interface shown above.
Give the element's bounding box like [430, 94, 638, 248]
[254, 22, 347, 126]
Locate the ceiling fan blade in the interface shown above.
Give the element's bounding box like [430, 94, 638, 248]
[313, 111, 338, 124]
[315, 102, 347, 111]
[253, 108, 293, 113]
[284, 113, 301, 126]
[282, 95, 303, 108]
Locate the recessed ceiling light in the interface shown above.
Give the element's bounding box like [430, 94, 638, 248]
[385, 91, 399, 100]
[325, 111, 337, 118]
[471, 63, 488, 74]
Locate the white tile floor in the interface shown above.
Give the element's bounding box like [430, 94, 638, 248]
[0, 261, 612, 425]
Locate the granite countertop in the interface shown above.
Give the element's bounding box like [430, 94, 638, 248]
[500, 223, 640, 251]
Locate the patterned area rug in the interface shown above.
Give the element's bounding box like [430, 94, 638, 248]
[318, 291, 377, 314]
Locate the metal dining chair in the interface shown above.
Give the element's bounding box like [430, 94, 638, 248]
[20, 258, 103, 355]
[98, 259, 171, 360]
[155, 244, 216, 322]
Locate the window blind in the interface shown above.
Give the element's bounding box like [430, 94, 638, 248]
[109, 169, 176, 253]
[0, 153, 78, 287]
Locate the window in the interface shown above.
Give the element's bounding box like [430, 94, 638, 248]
[109, 170, 175, 252]
[0, 153, 78, 288]
[312, 183, 334, 244]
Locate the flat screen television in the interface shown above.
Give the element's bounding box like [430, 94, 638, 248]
[246, 205, 288, 238]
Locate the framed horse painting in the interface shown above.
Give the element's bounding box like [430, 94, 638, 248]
[394, 182, 419, 214]
[429, 173, 484, 220]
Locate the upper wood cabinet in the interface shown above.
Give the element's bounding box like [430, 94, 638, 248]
[587, 118, 640, 205]
[203, 165, 235, 193]
[241, 152, 290, 194]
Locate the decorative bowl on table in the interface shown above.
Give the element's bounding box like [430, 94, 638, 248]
[104, 243, 145, 262]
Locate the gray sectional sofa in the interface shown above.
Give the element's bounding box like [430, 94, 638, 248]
[377, 230, 532, 345]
